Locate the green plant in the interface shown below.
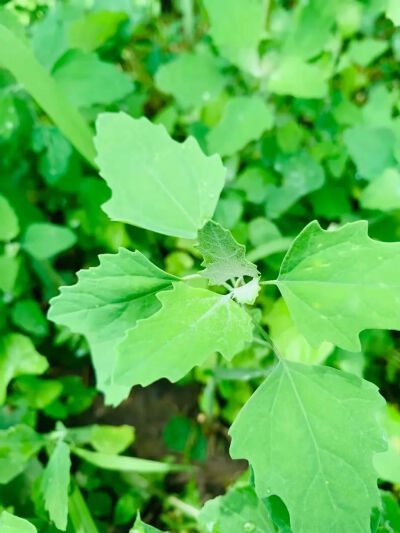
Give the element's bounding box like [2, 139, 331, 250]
[44, 110, 397, 533]
[1, 0, 400, 531]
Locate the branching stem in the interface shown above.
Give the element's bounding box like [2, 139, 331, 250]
[243, 306, 283, 361]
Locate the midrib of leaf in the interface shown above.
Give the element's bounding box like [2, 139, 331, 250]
[280, 359, 338, 515]
[267, 367, 284, 479]
[66, 281, 171, 309]
[136, 133, 199, 228]
[90, 286, 168, 339]
[118, 292, 231, 363]
[0, 24, 96, 167]
[280, 361, 371, 533]
[148, 165, 198, 228]
[52, 273, 172, 320]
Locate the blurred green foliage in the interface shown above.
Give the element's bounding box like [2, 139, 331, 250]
[0, 0, 400, 531]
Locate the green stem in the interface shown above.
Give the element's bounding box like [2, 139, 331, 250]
[166, 495, 200, 519]
[182, 273, 202, 281]
[180, 0, 194, 41]
[245, 306, 283, 361]
[265, 0, 274, 31]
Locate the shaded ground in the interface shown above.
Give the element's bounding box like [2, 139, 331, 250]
[91, 380, 247, 501]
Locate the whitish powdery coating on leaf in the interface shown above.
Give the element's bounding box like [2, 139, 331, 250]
[94, 112, 226, 238]
[114, 283, 253, 388]
[48, 248, 177, 404]
[274, 220, 400, 351]
[198, 220, 259, 285]
[230, 360, 387, 533]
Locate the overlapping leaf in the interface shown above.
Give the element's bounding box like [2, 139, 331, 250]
[343, 126, 396, 180]
[72, 447, 183, 474]
[114, 283, 253, 388]
[265, 298, 332, 364]
[22, 222, 77, 260]
[48, 249, 177, 403]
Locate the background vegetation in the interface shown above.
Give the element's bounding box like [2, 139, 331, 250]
[1, 0, 400, 531]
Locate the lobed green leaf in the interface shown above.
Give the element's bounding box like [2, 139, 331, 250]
[230, 360, 386, 533]
[94, 112, 226, 238]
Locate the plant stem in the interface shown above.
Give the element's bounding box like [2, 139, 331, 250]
[182, 273, 202, 280]
[244, 306, 283, 361]
[125, 473, 200, 520]
[167, 495, 200, 519]
[180, 0, 194, 41]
